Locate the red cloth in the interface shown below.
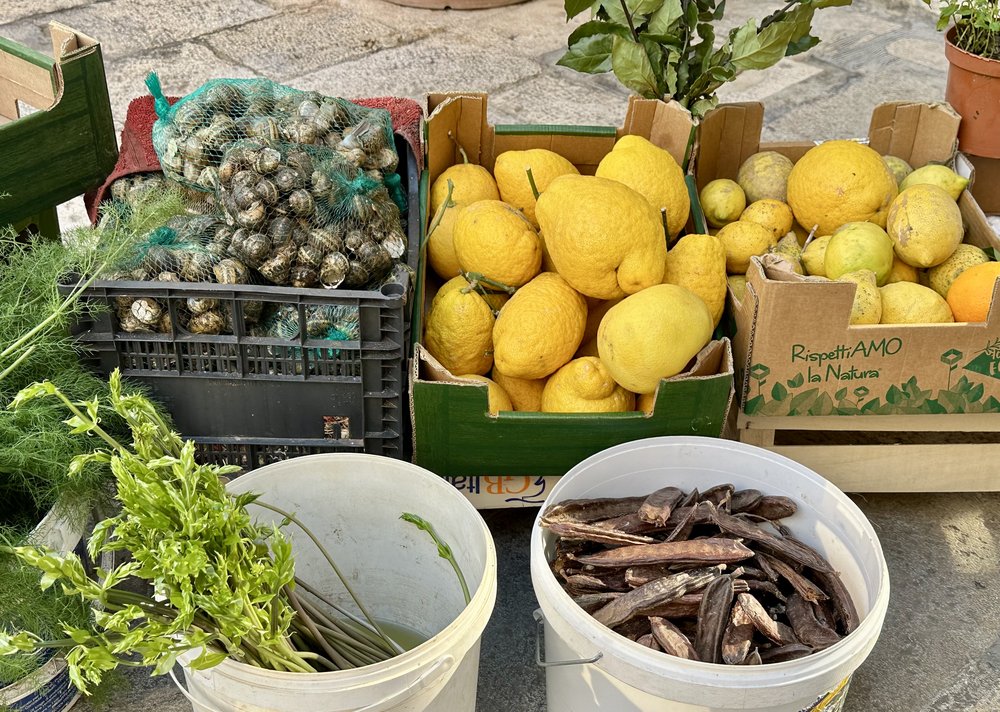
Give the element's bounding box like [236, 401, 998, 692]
[85, 95, 425, 224]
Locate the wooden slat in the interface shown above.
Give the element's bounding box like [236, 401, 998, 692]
[739, 412, 1000, 433]
[767, 444, 1000, 492]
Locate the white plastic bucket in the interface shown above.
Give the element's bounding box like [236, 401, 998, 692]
[530, 436, 890, 712]
[177, 453, 497, 712]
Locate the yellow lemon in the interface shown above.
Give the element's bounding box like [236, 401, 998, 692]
[456, 374, 512, 415]
[423, 287, 495, 376]
[540, 357, 635, 413]
[637, 391, 656, 415]
[493, 272, 587, 379]
[886, 184, 964, 268]
[595, 135, 690, 238]
[598, 284, 713, 394]
[494, 149, 579, 227]
[700, 179, 747, 228]
[801, 234, 832, 276]
[825, 222, 895, 285]
[787, 140, 898, 235]
[879, 282, 954, 324]
[838, 269, 882, 325]
[717, 221, 777, 274]
[882, 155, 913, 185]
[492, 369, 546, 412]
[740, 199, 794, 240]
[426, 204, 463, 280]
[536, 175, 666, 299]
[884, 257, 920, 285]
[662, 233, 727, 326]
[430, 163, 499, 215]
[432, 276, 509, 313]
[453, 200, 542, 287]
[737, 151, 795, 203]
[928, 244, 991, 297]
[728, 274, 748, 301]
[900, 164, 969, 200]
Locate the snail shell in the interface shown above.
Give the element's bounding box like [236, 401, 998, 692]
[286, 151, 314, 180]
[172, 101, 205, 133]
[344, 230, 365, 254]
[114, 295, 135, 310]
[310, 170, 333, 197]
[244, 300, 264, 324]
[155, 271, 182, 282]
[253, 147, 282, 174]
[259, 251, 292, 284]
[181, 252, 215, 282]
[320, 252, 349, 289]
[198, 166, 220, 190]
[343, 261, 370, 288]
[282, 119, 319, 145]
[296, 99, 321, 119]
[255, 178, 280, 206]
[381, 229, 407, 259]
[187, 297, 219, 315]
[203, 82, 242, 114]
[246, 116, 280, 141]
[232, 185, 258, 211]
[236, 202, 266, 229]
[242, 232, 272, 264]
[274, 167, 302, 193]
[157, 312, 173, 334]
[214, 258, 249, 284]
[120, 313, 150, 333]
[188, 310, 225, 335]
[290, 265, 319, 289]
[268, 216, 295, 244]
[297, 243, 324, 268]
[356, 241, 392, 275]
[288, 189, 315, 216]
[183, 160, 203, 184]
[308, 227, 342, 254]
[181, 135, 205, 163]
[231, 169, 258, 192]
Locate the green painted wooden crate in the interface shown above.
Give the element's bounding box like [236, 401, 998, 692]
[409, 93, 736, 482]
[0, 23, 118, 236]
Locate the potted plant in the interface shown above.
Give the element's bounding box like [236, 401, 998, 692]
[926, 0, 1000, 157]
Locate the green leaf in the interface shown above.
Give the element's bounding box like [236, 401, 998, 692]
[611, 35, 661, 97]
[785, 34, 820, 57]
[885, 385, 904, 404]
[559, 31, 617, 74]
[568, 20, 629, 45]
[787, 372, 805, 388]
[835, 387, 848, 400]
[771, 382, 789, 401]
[968, 382, 985, 403]
[565, 0, 595, 18]
[690, 95, 719, 118]
[744, 394, 765, 414]
[597, 0, 660, 25]
[730, 7, 814, 71]
[647, 0, 683, 34]
[788, 389, 818, 415]
[808, 392, 835, 416]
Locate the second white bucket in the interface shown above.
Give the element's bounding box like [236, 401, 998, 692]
[531, 436, 890, 712]
[178, 453, 497, 712]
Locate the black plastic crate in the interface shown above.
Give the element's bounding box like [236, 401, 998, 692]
[67, 136, 420, 466]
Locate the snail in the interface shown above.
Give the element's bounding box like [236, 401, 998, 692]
[214, 258, 249, 284]
[187, 297, 219, 315]
[319, 251, 349, 289]
[188, 310, 225, 335]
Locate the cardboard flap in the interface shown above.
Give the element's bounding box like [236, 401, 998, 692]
[621, 97, 694, 165]
[694, 102, 764, 189]
[425, 93, 492, 184]
[867, 102, 960, 168]
[50, 22, 99, 61]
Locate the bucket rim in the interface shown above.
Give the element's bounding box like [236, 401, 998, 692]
[530, 435, 891, 691]
[184, 453, 499, 689]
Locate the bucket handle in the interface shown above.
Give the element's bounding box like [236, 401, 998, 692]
[533, 609, 603, 668]
[169, 656, 456, 712]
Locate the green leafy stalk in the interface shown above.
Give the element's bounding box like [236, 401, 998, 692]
[400, 513, 471, 605]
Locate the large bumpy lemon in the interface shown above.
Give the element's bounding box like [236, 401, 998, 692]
[493, 272, 587, 379]
[801, 235, 832, 276]
[880, 282, 954, 324]
[787, 140, 898, 235]
[423, 287, 495, 376]
[595, 135, 689, 238]
[717, 221, 777, 274]
[824, 222, 895, 285]
[492, 369, 546, 412]
[899, 164, 969, 200]
[494, 149, 579, 227]
[541, 357, 635, 413]
[886, 184, 964, 268]
[700, 179, 746, 228]
[882, 155, 913, 185]
[885, 257, 920, 284]
[928, 244, 991, 297]
[456, 374, 512, 415]
[432, 276, 509, 313]
[741, 200, 794, 240]
[452, 200, 542, 287]
[737, 151, 795, 203]
[838, 270, 882, 325]
[426, 205, 463, 280]
[536, 174, 666, 299]
[662, 233, 727, 326]
[430, 163, 499, 215]
[598, 284, 713, 394]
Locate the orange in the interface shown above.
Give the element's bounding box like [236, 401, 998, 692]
[946, 261, 1000, 322]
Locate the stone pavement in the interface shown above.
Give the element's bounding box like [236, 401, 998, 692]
[2, 0, 1000, 710]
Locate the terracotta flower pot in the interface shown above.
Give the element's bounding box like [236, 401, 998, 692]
[383, 0, 527, 7]
[945, 26, 1000, 158]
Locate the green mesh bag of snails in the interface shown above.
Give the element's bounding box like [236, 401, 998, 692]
[144, 73, 403, 204]
[213, 138, 407, 289]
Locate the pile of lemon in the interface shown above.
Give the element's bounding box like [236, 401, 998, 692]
[422, 136, 720, 415]
[701, 141, 998, 326]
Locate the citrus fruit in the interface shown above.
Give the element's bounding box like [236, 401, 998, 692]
[928, 244, 991, 297]
[884, 257, 920, 285]
[824, 222, 895, 285]
[423, 287, 495, 375]
[786, 140, 898, 235]
[455, 375, 512, 415]
[886, 184, 964, 268]
[740, 199, 794, 240]
[879, 282, 954, 324]
[727, 274, 748, 301]
[493, 272, 587, 379]
[899, 164, 969, 200]
[663, 233, 727, 325]
[598, 284, 713, 394]
[769, 233, 804, 275]
[426, 204, 463, 280]
[540, 357, 635, 413]
[717, 221, 777, 274]
[493, 149, 579, 227]
[700, 179, 746, 228]
[536, 174, 666, 299]
[801, 234, 832, 276]
[430, 163, 499, 215]
[946, 261, 1000, 322]
[492, 369, 546, 412]
[737, 151, 794, 203]
[882, 155, 913, 185]
[452, 200, 542, 287]
[595, 135, 689, 239]
[838, 269, 882, 325]
[432, 276, 509, 313]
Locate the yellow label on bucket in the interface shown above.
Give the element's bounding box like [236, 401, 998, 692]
[801, 676, 851, 712]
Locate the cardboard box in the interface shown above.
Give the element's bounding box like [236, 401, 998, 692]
[410, 94, 735, 498]
[698, 102, 1000, 417]
[0, 23, 118, 233]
